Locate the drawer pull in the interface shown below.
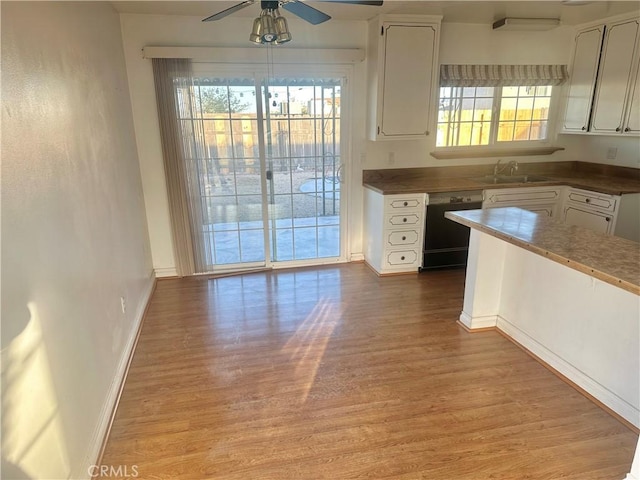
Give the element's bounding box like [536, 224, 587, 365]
[606, 217, 610, 222]
[401, 256, 405, 260]
[616, 127, 622, 132]
[403, 201, 408, 206]
[402, 236, 406, 241]
[403, 217, 407, 223]
[585, 198, 591, 203]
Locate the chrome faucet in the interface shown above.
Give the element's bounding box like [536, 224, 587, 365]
[493, 159, 519, 176]
[493, 159, 502, 175]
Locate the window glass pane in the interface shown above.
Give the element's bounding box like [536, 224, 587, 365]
[457, 124, 473, 146]
[500, 98, 517, 121]
[462, 87, 477, 97]
[502, 86, 519, 97]
[471, 122, 490, 145]
[516, 97, 535, 120]
[473, 97, 492, 121]
[519, 86, 536, 97]
[532, 97, 551, 120]
[535, 85, 552, 96]
[514, 121, 532, 141]
[497, 122, 514, 142]
[530, 121, 548, 140]
[476, 87, 494, 97]
[460, 98, 475, 121]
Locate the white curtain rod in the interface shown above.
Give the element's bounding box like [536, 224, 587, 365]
[142, 46, 365, 64]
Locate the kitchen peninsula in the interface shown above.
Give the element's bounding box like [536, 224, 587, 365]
[446, 207, 639, 430]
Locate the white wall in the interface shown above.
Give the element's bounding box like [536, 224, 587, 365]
[1, 3, 153, 479]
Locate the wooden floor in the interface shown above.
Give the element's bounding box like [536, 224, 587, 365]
[100, 264, 638, 479]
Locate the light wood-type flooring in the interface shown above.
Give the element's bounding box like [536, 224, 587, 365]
[100, 264, 638, 479]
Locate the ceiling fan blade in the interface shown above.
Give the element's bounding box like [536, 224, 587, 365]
[316, 0, 383, 4]
[281, 1, 332, 25]
[202, 0, 256, 22]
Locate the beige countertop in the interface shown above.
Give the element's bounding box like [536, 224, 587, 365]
[363, 162, 640, 196]
[445, 207, 640, 295]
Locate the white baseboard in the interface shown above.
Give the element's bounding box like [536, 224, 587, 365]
[154, 266, 177, 278]
[459, 311, 498, 330]
[79, 272, 156, 479]
[497, 317, 640, 429]
[350, 253, 365, 262]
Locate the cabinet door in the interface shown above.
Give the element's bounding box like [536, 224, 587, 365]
[378, 23, 436, 138]
[591, 19, 640, 133]
[624, 57, 640, 133]
[563, 27, 605, 132]
[563, 206, 613, 234]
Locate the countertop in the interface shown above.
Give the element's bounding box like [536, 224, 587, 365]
[445, 207, 640, 295]
[363, 162, 640, 196]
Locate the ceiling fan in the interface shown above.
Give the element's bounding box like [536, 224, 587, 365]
[202, 0, 383, 44]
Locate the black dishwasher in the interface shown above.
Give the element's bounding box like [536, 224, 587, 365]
[421, 191, 483, 270]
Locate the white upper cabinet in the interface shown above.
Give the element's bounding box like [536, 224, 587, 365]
[367, 15, 441, 141]
[562, 15, 640, 135]
[623, 50, 640, 133]
[591, 18, 640, 133]
[563, 27, 604, 132]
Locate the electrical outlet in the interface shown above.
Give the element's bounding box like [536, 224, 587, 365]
[606, 147, 617, 160]
[388, 152, 395, 166]
[120, 296, 126, 314]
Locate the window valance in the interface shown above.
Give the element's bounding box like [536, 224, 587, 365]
[440, 64, 569, 87]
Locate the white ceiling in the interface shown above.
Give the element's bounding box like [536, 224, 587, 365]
[112, 1, 640, 25]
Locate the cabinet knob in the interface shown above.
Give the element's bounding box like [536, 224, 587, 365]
[616, 127, 622, 132]
[606, 217, 610, 222]
[581, 126, 586, 131]
[625, 127, 631, 132]
[402, 236, 407, 241]
[401, 256, 405, 260]
[403, 217, 407, 222]
[585, 198, 591, 203]
[403, 201, 408, 206]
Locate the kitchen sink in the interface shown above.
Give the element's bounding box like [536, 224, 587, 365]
[472, 174, 550, 185]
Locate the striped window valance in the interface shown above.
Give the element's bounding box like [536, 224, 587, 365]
[440, 64, 569, 87]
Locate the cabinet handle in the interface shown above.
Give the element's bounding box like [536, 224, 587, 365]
[625, 127, 631, 132]
[616, 127, 622, 132]
[403, 217, 407, 222]
[402, 236, 407, 241]
[581, 126, 586, 131]
[606, 217, 610, 222]
[403, 201, 408, 206]
[401, 256, 405, 260]
[585, 198, 591, 203]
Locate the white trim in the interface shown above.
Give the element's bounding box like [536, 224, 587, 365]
[78, 272, 156, 479]
[350, 253, 365, 262]
[154, 266, 178, 278]
[142, 46, 365, 64]
[497, 316, 640, 429]
[459, 311, 499, 330]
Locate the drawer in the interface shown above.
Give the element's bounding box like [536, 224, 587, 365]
[565, 188, 617, 213]
[484, 187, 561, 205]
[386, 229, 421, 247]
[386, 213, 422, 226]
[385, 249, 419, 266]
[383, 194, 425, 213]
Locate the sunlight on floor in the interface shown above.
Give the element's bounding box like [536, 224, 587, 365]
[281, 298, 343, 404]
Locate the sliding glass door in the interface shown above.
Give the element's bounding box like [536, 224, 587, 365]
[178, 67, 347, 272]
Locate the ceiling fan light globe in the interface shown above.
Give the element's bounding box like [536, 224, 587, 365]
[260, 11, 277, 43]
[249, 16, 263, 44]
[275, 15, 291, 44]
